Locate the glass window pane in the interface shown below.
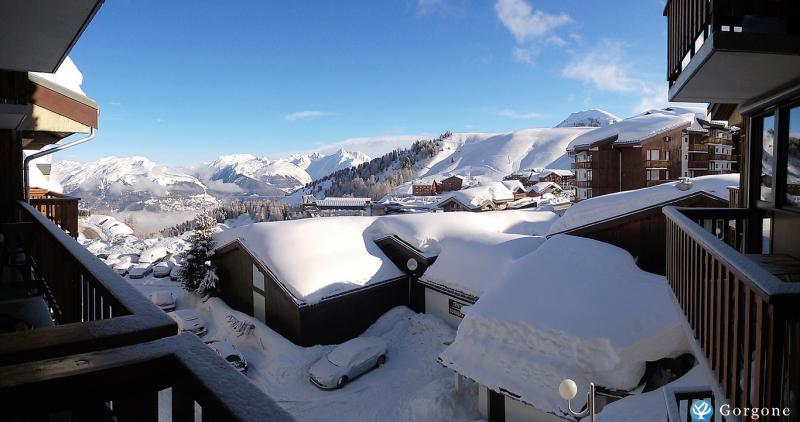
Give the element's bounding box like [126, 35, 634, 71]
[787, 106, 800, 207]
[760, 115, 775, 201]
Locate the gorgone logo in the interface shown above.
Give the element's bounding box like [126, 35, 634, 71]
[719, 404, 792, 420]
[690, 399, 714, 421]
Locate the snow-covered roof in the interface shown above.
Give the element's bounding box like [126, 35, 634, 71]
[438, 182, 514, 209]
[214, 217, 406, 304]
[30, 56, 86, 96]
[500, 180, 525, 192]
[548, 174, 738, 234]
[567, 108, 704, 151]
[538, 169, 573, 178]
[315, 197, 372, 208]
[439, 235, 689, 414]
[526, 181, 562, 194]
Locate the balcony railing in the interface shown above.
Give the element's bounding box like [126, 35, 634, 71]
[688, 144, 709, 152]
[575, 181, 592, 188]
[571, 161, 592, 169]
[0, 201, 176, 365]
[28, 189, 80, 237]
[728, 186, 740, 207]
[664, 206, 800, 414]
[0, 333, 293, 421]
[688, 160, 709, 170]
[645, 159, 671, 169]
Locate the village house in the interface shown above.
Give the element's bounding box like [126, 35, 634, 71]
[503, 168, 541, 186]
[569, 109, 740, 201]
[0, 3, 286, 419]
[536, 169, 575, 191]
[500, 180, 526, 200]
[439, 174, 465, 192]
[437, 182, 515, 212]
[411, 179, 438, 196]
[525, 181, 562, 198]
[302, 195, 373, 217]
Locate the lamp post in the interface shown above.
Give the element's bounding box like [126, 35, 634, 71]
[559, 379, 597, 422]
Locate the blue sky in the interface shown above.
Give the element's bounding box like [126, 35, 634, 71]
[62, 0, 674, 164]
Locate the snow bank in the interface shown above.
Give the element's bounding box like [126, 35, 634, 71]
[439, 235, 688, 415]
[568, 108, 704, 151]
[556, 109, 620, 128]
[31, 56, 86, 95]
[214, 217, 406, 303]
[549, 174, 738, 234]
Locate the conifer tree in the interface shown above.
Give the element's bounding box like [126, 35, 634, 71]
[180, 212, 217, 296]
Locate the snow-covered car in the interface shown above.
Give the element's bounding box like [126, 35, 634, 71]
[206, 340, 248, 372]
[169, 264, 182, 281]
[168, 309, 207, 337]
[309, 336, 387, 389]
[127, 263, 152, 279]
[153, 260, 173, 278]
[113, 261, 135, 276]
[139, 246, 168, 264]
[148, 290, 176, 312]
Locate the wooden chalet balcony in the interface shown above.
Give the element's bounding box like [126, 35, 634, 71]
[28, 188, 79, 237]
[575, 181, 592, 188]
[0, 201, 287, 420]
[708, 153, 736, 161]
[645, 159, 671, 169]
[1, 201, 176, 365]
[0, 333, 291, 421]
[688, 160, 709, 170]
[571, 161, 592, 169]
[664, 207, 800, 416]
[728, 186, 740, 207]
[688, 143, 709, 152]
[665, 0, 800, 103]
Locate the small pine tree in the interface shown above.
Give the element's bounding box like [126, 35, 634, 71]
[180, 212, 217, 294]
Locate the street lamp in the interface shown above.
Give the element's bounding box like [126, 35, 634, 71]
[559, 379, 597, 421]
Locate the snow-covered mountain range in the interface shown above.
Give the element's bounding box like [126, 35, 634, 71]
[556, 109, 620, 128]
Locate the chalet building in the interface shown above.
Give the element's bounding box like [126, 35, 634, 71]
[570, 109, 740, 201]
[0, 3, 287, 420]
[412, 179, 438, 196]
[213, 219, 414, 346]
[302, 195, 372, 217]
[437, 182, 515, 212]
[660, 0, 800, 417]
[500, 180, 526, 200]
[537, 169, 575, 190]
[525, 181, 562, 198]
[503, 168, 540, 186]
[439, 175, 465, 192]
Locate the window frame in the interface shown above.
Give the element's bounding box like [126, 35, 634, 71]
[750, 99, 800, 214]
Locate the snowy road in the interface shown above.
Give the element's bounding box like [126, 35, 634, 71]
[128, 275, 481, 421]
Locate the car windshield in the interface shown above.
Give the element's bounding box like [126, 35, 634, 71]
[327, 338, 370, 367]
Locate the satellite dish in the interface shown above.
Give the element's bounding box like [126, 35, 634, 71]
[406, 258, 418, 271]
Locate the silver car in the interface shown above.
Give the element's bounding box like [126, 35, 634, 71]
[309, 336, 387, 389]
[168, 309, 207, 337]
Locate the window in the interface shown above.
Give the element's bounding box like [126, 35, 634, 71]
[646, 149, 660, 160]
[253, 290, 266, 322]
[665, 150, 670, 160]
[760, 114, 775, 201]
[664, 136, 671, 142]
[253, 264, 265, 290]
[646, 169, 660, 181]
[786, 105, 800, 207]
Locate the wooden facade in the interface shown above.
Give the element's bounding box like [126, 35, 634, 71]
[440, 175, 464, 192]
[551, 192, 727, 275]
[412, 180, 437, 196]
[214, 240, 414, 346]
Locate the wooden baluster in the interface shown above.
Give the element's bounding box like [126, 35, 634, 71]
[172, 386, 195, 422]
[115, 390, 158, 422]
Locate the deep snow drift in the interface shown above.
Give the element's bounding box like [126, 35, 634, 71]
[439, 235, 689, 416]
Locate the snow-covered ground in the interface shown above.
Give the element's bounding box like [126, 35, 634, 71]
[126, 274, 481, 421]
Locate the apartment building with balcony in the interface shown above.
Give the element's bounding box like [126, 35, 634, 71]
[569, 109, 740, 201]
[0, 2, 289, 420]
[662, 0, 800, 418]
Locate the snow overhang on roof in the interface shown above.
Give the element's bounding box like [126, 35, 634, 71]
[0, 1, 104, 73]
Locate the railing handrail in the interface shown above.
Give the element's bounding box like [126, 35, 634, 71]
[664, 206, 800, 300]
[0, 201, 176, 365]
[0, 333, 294, 421]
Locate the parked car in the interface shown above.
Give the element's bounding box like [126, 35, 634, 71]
[148, 290, 176, 312]
[168, 309, 207, 337]
[309, 336, 387, 389]
[153, 260, 173, 278]
[113, 261, 134, 276]
[169, 264, 182, 281]
[206, 340, 248, 372]
[127, 263, 152, 279]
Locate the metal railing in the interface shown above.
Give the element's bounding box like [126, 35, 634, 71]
[664, 206, 800, 417]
